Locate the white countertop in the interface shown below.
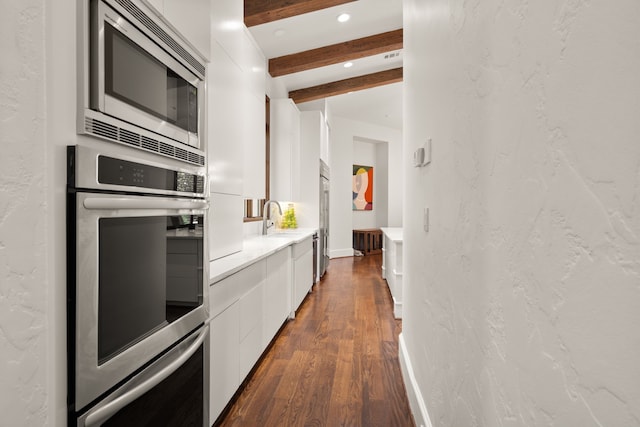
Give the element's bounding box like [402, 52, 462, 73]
[380, 227, 403, 243]
[209, 228, 316, 284]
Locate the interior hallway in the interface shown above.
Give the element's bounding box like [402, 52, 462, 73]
[216, 254, 415, 427]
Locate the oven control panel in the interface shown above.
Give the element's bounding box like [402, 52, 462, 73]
[98, 155, 205, 194]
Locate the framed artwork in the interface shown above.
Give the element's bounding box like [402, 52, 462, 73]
[352, 164, 373, 211]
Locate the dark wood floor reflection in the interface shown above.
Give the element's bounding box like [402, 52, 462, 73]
[215, 254, 415, 427]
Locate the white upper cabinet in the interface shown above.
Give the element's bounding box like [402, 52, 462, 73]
[208, 42, 244, 195]
[210, 0, 244, 64]
[296, 111, 324, 228]
[241, 33, 266, 199]
[209, 0, 266, 199]
[144, 0, 211, 60]
[270, 98, 301, 201]
[243, 92, 266, 199]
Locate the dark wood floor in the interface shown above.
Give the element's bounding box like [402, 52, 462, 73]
[216, 254, 415, 427]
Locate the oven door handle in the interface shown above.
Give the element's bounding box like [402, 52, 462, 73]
[83, 197, 209, 211]
[84, 324, 209, 427]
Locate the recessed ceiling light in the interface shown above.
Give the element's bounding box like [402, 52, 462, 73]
[274, 28, 285, 37]
[343, 62, 353, 68]
[337, 13, 350, 23]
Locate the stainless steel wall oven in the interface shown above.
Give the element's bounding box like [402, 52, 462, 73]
[67, 145, 209, 426]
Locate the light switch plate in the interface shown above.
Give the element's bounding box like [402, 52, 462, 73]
[413, 139, 432, 167]
[413, 147, 425, 167]
[423, 207, 429, 232]
[425, 138, 432, 164]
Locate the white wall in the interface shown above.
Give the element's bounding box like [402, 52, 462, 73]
[329, 116, 402, 258]
[0, 2, 50, 425]
[376, 141, 389, 227]
[0, 0, 77, 424]
[402, 1, 640, 427]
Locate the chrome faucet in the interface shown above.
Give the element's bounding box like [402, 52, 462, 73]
[262, 200, 282, 235]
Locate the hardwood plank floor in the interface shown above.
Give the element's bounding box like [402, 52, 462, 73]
[215, 254, 415, 427]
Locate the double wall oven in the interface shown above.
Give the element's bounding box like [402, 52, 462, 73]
[70, 0, 210, 425]
[67, 145, 209, 426]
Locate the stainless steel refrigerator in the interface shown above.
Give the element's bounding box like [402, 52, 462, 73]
[319, 160, 330, 278]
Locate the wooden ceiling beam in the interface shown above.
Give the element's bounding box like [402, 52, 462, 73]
[245, 0, 357, 27]
[269, 29, 403, 77]
[289, 67, 403, 104]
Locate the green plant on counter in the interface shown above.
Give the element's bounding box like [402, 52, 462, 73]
[280, 204, 297, 229]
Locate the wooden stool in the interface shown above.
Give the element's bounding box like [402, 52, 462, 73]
[353, 228, 383, 255]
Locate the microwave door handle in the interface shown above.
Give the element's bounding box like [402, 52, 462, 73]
[84, 324, 209, 427]
[83, 197, 209, 211]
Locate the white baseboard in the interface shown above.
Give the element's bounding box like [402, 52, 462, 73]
[330, 248, 355, 258]
[392, 297, 402, 319]
[399, 333, 433, 427]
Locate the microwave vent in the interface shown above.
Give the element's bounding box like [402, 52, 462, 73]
[84, 116, 205, 166]
[86, 117, 118, 141]
[119, 128, 140, 147]
[114, 0, 206, 78]
[188, 152, 202, 164]
[175, 148, 189, 161]
[159, 141, 174, 157]
[141, 136, 159, 152]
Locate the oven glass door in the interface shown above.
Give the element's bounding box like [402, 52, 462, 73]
[75, 192, 208, 410]
[98, 214, 203, 364]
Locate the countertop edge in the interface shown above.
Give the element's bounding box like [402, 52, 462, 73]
[209, 229, 316, 285]
[380, 227, 403, 243]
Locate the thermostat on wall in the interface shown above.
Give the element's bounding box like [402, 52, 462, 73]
[413, 138, 431, 167]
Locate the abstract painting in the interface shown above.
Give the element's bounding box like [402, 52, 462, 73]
[352, 165, 373, 210]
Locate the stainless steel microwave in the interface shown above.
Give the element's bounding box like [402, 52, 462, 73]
[78, 0, 207, 167]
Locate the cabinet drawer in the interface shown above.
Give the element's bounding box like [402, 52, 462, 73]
[210, 260, 265, 318]
[292, 236, 312, 258]
[239, 282, 263, 341]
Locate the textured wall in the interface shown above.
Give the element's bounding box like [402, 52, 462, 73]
[0, 0, 49, 425]
[403, 0, 640, 426]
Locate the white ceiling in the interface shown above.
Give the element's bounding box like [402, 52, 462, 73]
[247, 0, 404, 130]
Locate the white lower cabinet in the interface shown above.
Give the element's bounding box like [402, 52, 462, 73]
[381, 228, 403, 319]
[209, 302, 240, 424]
[209, 260, 265, 425]
[264, 247, 291, 345]
[292, 236, 313, 315]
[208, 247, 292, 424]
[239, 281, 264, 379]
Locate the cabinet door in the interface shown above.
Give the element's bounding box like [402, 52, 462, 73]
[208, 193, 243, 261]
[293, 238, 313, 313]
[298, 112, 322, 228]
[270, 99, 300, 201]
[264, 248, 291, 345]
[163, 0, 210, 59]
[239, 281, 265, 378]
[209, 302, 239, 425]
[210, 0, 243, 63]
[208, 43, 244, 195]
[243, 92, 266, 199]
